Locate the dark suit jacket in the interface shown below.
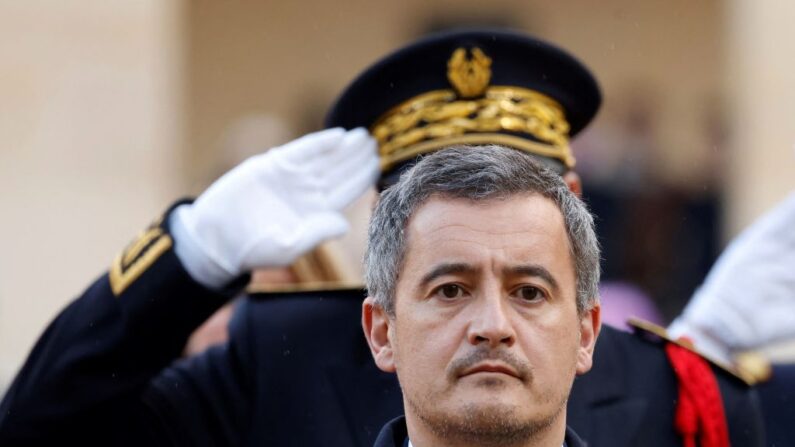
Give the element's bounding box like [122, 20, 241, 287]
[0, 242, 764, 446]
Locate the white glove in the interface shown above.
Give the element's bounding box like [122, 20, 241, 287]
[669, 191, 795, 363]
[171, 127, 379, 290]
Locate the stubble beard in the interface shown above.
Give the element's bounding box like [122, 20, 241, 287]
[405, 381, 568, 447]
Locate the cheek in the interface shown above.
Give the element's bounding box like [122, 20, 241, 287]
[517, 312, 582, 371]
[392, 311, 465, 375]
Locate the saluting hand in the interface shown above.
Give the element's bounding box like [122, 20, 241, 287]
[171, 127, 379, 289]
[669, 191, 795, 362]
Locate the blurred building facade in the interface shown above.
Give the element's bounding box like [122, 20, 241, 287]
[1, 0, 794, 391]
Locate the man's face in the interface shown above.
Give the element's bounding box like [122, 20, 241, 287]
[364, 193, 599, 443]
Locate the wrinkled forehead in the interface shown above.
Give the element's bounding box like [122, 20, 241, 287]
[398, 194, 577, 293]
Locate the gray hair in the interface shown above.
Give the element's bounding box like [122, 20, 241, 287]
[364, 145, 600, 316]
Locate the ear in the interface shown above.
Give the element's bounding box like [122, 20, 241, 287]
[575, 303, 601, 375]
[361, 296, 396, 373]
[562, 171, 582, 197]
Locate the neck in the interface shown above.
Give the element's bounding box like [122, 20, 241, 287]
[404, 405, 567, 447]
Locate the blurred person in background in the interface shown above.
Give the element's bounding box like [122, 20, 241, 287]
[669, 191, 795, 364]
[575, 89, 722, 323]
[0, 29, 762, 447]
[669, 190, 795, 446]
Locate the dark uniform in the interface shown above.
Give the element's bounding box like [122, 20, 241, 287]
[0, 250, 763, 446]
[756, 363, 795, 446]
[0, 29, 765, 446]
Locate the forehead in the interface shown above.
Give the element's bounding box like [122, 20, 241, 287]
[403, 194, 573, 272]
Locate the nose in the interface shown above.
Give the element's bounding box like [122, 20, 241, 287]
[467, 291, 516, 349]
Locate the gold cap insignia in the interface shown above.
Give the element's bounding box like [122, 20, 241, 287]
[447, 47, 492, 98]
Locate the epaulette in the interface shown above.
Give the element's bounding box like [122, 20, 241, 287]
[627, 318, 759, 386]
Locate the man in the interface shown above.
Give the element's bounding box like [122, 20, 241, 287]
[361, 146, 600, 447]
[0, 29, 762, 446]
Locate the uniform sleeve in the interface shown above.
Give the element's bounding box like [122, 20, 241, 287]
[0, 208, 247, 445]
[139, 300, 256, 447]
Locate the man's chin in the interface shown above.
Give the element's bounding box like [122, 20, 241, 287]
[418, 400, 552, 446]
[450, 387, 529, 416]
[407, 381, 564, 446]
[460, 400, 521, 419]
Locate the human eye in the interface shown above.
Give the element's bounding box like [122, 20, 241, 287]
[430, 283, 468, 301]
[512, 285, 547, 303]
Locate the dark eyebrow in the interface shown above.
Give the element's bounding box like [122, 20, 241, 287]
[505, 265, 561, 293]
[419, 263, 476, 288]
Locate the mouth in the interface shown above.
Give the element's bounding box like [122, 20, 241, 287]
[460, 363, 520, 379]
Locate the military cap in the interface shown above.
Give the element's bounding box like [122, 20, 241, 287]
[326, 28, 602, 187]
